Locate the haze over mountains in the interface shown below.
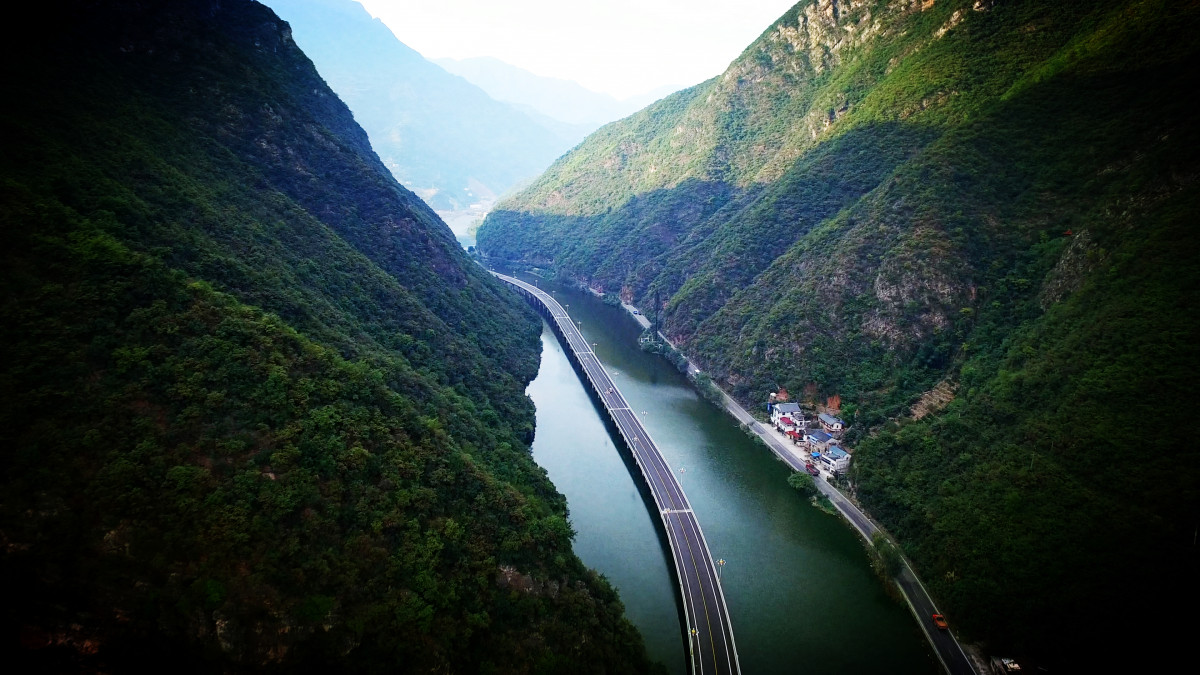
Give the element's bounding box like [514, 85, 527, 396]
[435, 56, 679, 131]
[264, 0, 582, 221]
[0, 0, 656, 670]
[480, 0, 1200, 668]
[4, 0, 1199, 671]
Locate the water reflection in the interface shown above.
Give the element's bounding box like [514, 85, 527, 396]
[522, 274, 937, 674]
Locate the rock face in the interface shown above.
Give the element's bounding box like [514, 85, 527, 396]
[480, 0, 1200, 668]
[0, 1, 655, 672]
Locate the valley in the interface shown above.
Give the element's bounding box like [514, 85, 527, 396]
[479, 0, 1200, 669]
[519, 276, 938, 674]
[3, 0, 1197, 672]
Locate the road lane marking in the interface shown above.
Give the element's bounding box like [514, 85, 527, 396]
[493, 272, 739, 674]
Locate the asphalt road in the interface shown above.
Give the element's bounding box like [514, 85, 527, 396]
[711, 390, 977, 675]
[494, 273, 740, 675]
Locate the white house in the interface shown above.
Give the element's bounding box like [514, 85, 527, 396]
[771, 402, 801, 426]
[817, 446, 851, 474]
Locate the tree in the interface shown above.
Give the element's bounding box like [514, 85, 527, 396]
[787, 471, 817, 498]
[872, 532, 903, 578]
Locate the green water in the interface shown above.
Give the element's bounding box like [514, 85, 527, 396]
[524, 277, 938, 674]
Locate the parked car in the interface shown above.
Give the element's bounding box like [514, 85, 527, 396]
[932, 613, 948, 630]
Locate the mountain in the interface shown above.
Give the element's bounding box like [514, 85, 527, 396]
[479, 0, 1200, 668]
[0, 0, 656, 671]
[434, 56, 677, 130]
[263, 0, 574, 212]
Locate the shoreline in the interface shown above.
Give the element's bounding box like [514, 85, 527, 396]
[618, 300, 981, 675]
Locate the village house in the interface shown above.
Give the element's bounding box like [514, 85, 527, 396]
[804, 429, 836, 451]
[818, 413, 845, 434]
[770, 402, 801, 426]
[816, 446, 851, 474]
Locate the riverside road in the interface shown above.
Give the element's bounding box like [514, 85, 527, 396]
[493, 272, 740, 675]
[711, 400, 976, 675]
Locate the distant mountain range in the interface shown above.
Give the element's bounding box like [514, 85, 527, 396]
[264, 0, 578, 212]
[0, 0, 657, 670]
[480, 0, 1200, 669]
[435, 56, 678, 130]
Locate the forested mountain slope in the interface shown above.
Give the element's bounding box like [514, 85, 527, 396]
[0, 1, 654, 671]
[265, 0, 574, 211]
[480, 0, 1200, 667]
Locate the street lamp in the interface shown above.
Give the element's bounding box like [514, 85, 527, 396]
[679, 466, 686, 487]
[716, 558, 726, 581]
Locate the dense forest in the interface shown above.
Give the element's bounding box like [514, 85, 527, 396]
[0, 1, 656, 672]
[480, 0, 1200, 668]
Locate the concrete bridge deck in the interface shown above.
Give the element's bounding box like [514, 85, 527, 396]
[494, 272, 740, 675]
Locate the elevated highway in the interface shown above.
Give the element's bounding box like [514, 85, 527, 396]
[494, 272, 740, 675]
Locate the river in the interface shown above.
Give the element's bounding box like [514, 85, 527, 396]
[523, 276, 938, 674]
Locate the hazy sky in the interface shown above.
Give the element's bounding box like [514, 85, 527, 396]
[356, 0, 798, 100]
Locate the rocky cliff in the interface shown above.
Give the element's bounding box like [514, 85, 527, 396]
[479, 0, 1200, 667]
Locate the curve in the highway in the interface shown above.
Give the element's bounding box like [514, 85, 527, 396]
[493, 272, 741, 675]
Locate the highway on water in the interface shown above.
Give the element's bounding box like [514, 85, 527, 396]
[493, 272, 740, 675]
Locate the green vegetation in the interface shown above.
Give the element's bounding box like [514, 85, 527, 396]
[787, 471, 818, 499]
[480, 0, 1200, 668]
[265, 0, 575, 210]
[0, 1, 655, 672]
[871, 532, 903, 579]
[639, 330, 689, 372]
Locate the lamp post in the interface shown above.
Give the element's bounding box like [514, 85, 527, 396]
[716, 558, 726, 581]
[679, 466, 685, 487]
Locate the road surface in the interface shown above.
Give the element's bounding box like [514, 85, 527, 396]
[704, 384, 977, 675]
[494, 272, 741, 675]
